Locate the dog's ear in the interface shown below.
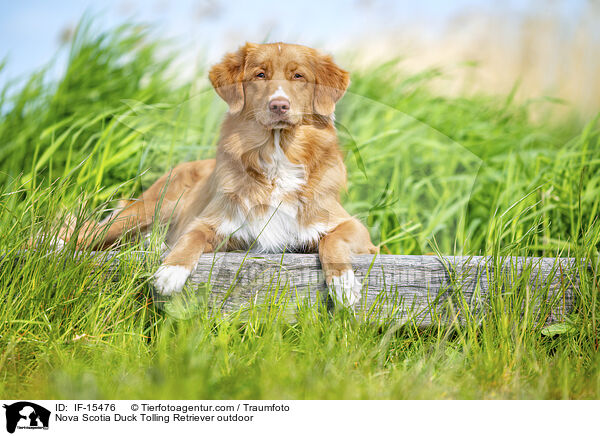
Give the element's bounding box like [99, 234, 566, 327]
[313, 53, 350, 116]
[209, 44, 250, 114]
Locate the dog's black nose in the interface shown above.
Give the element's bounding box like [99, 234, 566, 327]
[269, 98, 290, 115]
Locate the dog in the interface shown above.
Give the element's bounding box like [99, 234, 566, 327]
[63, 42, 378, 305]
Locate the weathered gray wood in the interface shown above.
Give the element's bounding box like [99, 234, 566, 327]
[150, 253, 579, 326]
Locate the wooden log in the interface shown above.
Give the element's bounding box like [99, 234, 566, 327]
[151, 253, 579, 326]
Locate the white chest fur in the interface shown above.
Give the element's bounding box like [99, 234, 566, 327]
[217, 130, 326, 252]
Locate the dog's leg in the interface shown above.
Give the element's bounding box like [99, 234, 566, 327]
[318, 218, 378, 306]
[59, 171, 174, 249]
[63, 161, 212, 249]
[153, 220, 218, 295]
[68, 200, 154, 249]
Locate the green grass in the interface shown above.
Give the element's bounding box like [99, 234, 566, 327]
[1, 19, 599, 399]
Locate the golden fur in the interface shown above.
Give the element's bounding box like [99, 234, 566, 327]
[62, 42, 378, 303]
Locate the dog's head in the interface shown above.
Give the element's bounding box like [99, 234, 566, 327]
[209, 42, 349, 129]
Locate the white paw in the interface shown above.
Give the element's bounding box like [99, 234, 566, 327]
[141, 232, 168, 251]
[153, 265, 191, 295]
[329, 270, 362, 306]
[50, 237, 66, 250]
[33, 234, 66, 251]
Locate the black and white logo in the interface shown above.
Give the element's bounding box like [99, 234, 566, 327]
[3, 402, 50, 434]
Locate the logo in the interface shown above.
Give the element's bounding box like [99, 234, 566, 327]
[2, 402, 50, 434]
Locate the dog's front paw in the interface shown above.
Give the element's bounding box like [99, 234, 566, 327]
[153, 265, 191, 295]
[328, 269, 362, 306]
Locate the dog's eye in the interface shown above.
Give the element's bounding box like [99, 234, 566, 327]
[293, 73, 303, 79]
[256, 72, 266, 78]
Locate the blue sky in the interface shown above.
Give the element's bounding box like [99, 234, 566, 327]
[0, 0, 587, 86]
